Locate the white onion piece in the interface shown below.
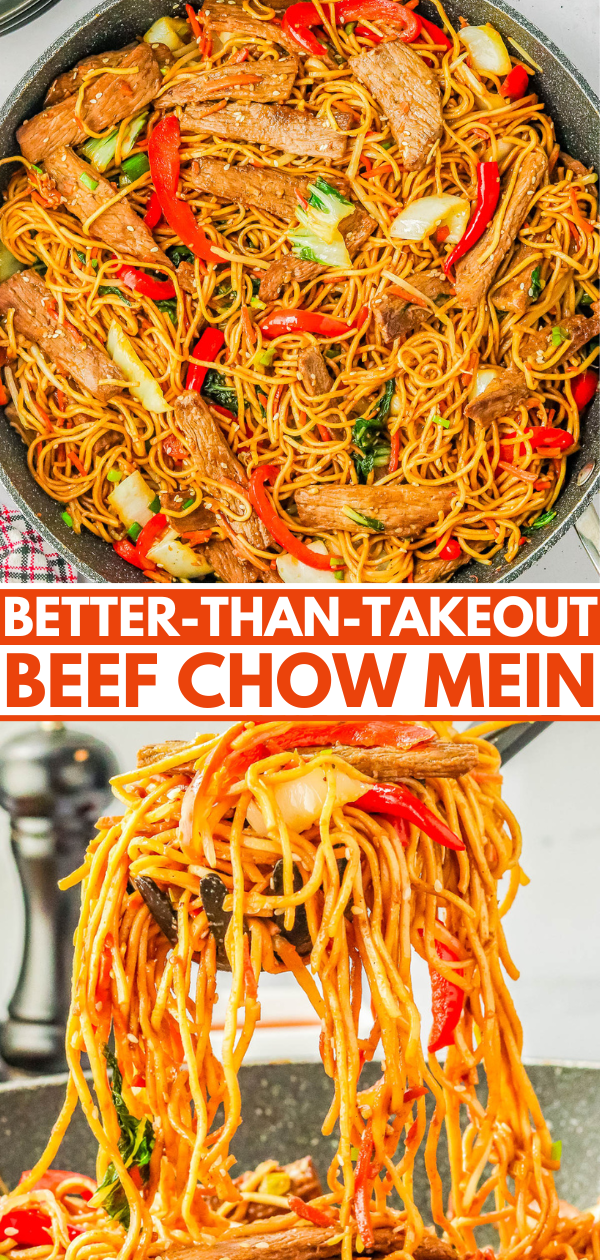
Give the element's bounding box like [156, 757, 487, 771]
[246, 767, 367, 836]
[390, 195, 470, 245]
[276, 540, 341, 584]
[459, 24, 511, 75]
[456, 62, 504, 111]
[470, 367, 501, 401]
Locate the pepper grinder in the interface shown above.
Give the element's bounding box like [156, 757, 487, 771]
[0, 722, 118, 1073]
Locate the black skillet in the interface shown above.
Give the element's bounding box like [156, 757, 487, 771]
[0, 0, 597, 583]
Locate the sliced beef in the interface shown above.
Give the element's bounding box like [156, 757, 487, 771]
[374, 296, 429, 344]
[414, 554, 468, 583]
[493, 243, 540, 315]
[158, 56, 298, 108]
[558, 151, 591, 178]
[44, 46, 134, 107]
[17, 43, 162, 165]
[181, 101, 348, 161]
[464, 368, 529, 423]
[454, 148, 548, 309]
[190, 156, 311, 219]
[201, 1, 300, 53]
[168, 1225, 455, 1260]
[162, 495, 265, 583]
[298, 347, 332, 396]
[306, 742, 479, 778]
[349, 41, 443, 172]
[259, 208, 376, 300]
[174, 390, 270, 550]
[0, 269, 123, 402]
[43, 146, 171, 267]
[294, 484, 455, 538]
[520, 306, 600, 361]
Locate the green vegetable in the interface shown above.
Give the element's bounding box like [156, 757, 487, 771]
[149, 495, 161, 513]
[128, 522, 142, 542]
[0, 241, 24, 283]
[380, 139, 393, 150]
[119, 152, 151, 188]
[333, 565, 345, 581]
[201, 368, 238, 416]
[81, 112, 148, 173]
[344, 506, 385, 532]
[167, 244, 195, 268]
[550, 1140, 562, 1162]
[250, 277, 261, 298]
[31, 164, 43, 173]
[579, 292, 593, 306]
[352, 380, 394, 482]
[431, 412, 450, 428]
[289, 227, 350, 267]
[107, 469, 123, 483]
[551, 325, 569, 347]
[325, 343, 341, 359]
[257, 347, 276, 367]
[290, 176, 354, 269]
[530, 509, 557, 528]
[182, 498, 196, 510]
[250, 296, 266, 310]
[92, 1048, 154, 1228]
[79, 171, 99, 192]
[75, 249, 98, 270]
[344, 21, 357, 33]
[528, 265, 542, 300]
[31, 258, 48, 276]
[61, 511, 73, 528]
[155, 297, 178, 325]
[98, 285, 131, 305]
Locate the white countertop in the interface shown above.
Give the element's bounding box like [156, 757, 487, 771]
[0, 0, 598, 583]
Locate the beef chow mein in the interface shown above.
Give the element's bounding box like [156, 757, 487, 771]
[0, 0, 597, 583]
[2, 719, 598, 1259]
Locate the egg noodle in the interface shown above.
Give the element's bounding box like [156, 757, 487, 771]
[0, 2, 598, 582]
[5, 720, 598, 1260]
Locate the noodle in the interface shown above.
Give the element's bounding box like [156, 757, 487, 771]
[0, 5, 597, 582]
[2, 719, 598, 1260]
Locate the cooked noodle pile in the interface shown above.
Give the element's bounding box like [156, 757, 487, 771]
[6, 720, 598, 1260]
[0, 2, 598, 582]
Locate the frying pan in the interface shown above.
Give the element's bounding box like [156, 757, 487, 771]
[0, 0, 597, 584]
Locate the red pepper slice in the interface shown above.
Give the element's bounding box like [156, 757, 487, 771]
[499, 427, 575, 462]
[418, 13, 453, 48]
[388, 429, 400, 474]
[163, 433, 189, 462]
[211, 402, 237, 420]
[186, 326, 225, 392]
[337, 0, 421, 39]
[439, 538, 461, 560]
[571, 369, 597, 411]
[353, 1121, 375, 1249]
[117, 265, 176, 300]
[500, 63, 530, 99]
[248, 463, 341, 571]
[443, 161, 500, 275]
[148, 116, 220, 265]
[282, 2, 327, 54]
[260, 309, 356, 339]
[355, 23, 383, 41]
[0, 1210, 54, 1247]
[143, 190, 162, 229]
[113, 539, 152, 570]
[427, 937, 464, 1054]
[289, 1196, 336, 1227]
[186, 2, 202, 39]
[354, 784, 465, 851]
[270, 720, 436, 753]
[135, 511, 168, 561]
[403, 1086, 428, 1103]
[18, 1171, 96, 1201]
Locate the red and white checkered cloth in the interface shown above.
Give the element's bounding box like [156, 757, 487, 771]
[0, 506, 77, 583]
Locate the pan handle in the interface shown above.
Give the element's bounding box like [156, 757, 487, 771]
[575, 502, 600, 575]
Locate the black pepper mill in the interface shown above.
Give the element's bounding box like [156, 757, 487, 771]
[0, 722, 118, 1073]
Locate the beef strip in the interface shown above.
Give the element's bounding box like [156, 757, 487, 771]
[17, 43, 162, 165]
[189, 156, 312, 219]
[492, 243, 540, 315]
[298, 347, 332, 396]
[44, 46, 135, 107]
[235, 1157, 322, 1223]
[43, 146, 171, 267]
[174, 390, 271, 550]
[168, 1225, 455, 1260]
[374, 270, 453, 342]
[294, 485, 455, 538]
[0, 269, 123, 402]
[520, 306, 600, 361]
[181, 101, 348, 161]
[558, 151, 591, 178]
[158, 56, 298, 108]
[305, 742, 479, 778]
[414, 554, 469, 583]
[464, 368, 530, 423]
[161, 495, 266, 583]
[201, 1, 300, 53]
[259, 208, 376, 300]
[349, 41, 443, 172]
[454, 148, 548, 309]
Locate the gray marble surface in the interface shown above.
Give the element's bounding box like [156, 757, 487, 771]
[0, 0, 598, 582]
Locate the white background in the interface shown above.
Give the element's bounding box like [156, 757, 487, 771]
[0, 0, 598, 581]
[0, 718, 597, 1064]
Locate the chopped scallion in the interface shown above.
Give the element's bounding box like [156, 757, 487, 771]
[106, 469, 123, 483]
[127, 521, 142, 542]
[61, 511, 73, 528]
[257, 347, 276, 366]
[79, 171, 99, 192]
[182, 497, 196, 510]
[530, 509, 557, 528]
[149, 495, 160, 513]
[551, 325, 569, 347]
[550, 1140, 562, 1162]
[344, 505, 386, 532]
[431, 412, 451, 428]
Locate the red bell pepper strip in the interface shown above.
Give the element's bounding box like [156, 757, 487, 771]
[356, 24, 383, 41]
[500, 63, 530, 99]
[443, 162, 500, 275]
[148, 116, 220, 265]
[186, 2, 202, 39]
[186, 326, 225, 392]
[143, 191, 162, 229]
[0, 1209, 86, 1247]
[117, 265, 176, 300]
[260, 309, 356, 339]
[571, 369, 598, 411]
[418, 13, 453, 49]
[289, 1196, 336, 1227]
[282, 2, 327, 55]
[354, 784, 465, 852]
[388, 429, 400, 474]
[501, 427, 575, 462]
[18, 1170, 95, 1201]
[271, 720, 436, 753]
[113, 539, 154, 571]
[403, 1086, 428, 1103]
[211, 402, 237, 420]
[353, 1121, 375, 1250]
[427, 937, 464, 1054]
[136, 512, 168, 561]
[439, 538, 461, 560]
[249, 463, 342, 572]
[337, 0, 421, 38]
